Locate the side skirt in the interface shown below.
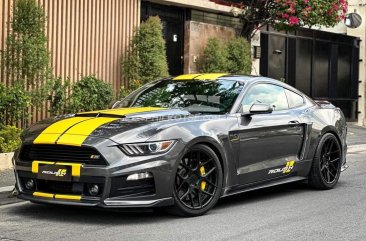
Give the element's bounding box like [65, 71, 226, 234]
[221, 176, 307, 198]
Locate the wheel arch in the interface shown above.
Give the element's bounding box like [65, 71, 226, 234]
[182, 136, 229, 193]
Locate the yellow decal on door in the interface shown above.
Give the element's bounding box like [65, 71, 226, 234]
[268, 160, 295, 175]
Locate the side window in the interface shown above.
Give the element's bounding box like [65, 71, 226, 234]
[241, 84, 289, 112]
[285, 89, 304, 108]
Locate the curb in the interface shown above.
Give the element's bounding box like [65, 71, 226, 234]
[0, 186, 14, 193]
[0, 152, 14, 171]
[348, 144, 366, 153]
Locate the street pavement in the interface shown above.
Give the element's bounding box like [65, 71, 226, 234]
[0, 150, 365, 241]
[0, 123, 366, 240]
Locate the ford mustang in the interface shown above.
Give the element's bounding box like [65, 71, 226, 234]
[13, 73, 348, 216]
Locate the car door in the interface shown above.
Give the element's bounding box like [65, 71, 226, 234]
[232, 83, 305, 185]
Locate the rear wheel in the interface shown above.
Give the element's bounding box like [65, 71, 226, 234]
[309, 133, 342, 190]
[170, 144, 223, 216]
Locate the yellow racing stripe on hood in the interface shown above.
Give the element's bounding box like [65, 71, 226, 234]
[33, 117, 92, 144]
[56, 117, 119, 146]
[57, 107, 166, 146]
[33, 107, 166, 146]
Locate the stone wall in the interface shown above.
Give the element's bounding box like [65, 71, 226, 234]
[183, 21, 236, 73]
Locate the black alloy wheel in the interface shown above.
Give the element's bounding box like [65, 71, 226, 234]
[309, 133, 342, 189]
[171, 144, 223, 216]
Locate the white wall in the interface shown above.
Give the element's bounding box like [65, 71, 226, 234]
[346, 0, 366, 125]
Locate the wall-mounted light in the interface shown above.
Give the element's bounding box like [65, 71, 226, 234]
[253, 46, 261, 59]
[345, 12, 362, 29]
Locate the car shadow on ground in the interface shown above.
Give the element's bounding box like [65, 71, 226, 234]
[6, 181, 330, 224]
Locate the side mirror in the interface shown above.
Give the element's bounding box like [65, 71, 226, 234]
[241, 103, 273, 116]
[249, 103, 273, 115]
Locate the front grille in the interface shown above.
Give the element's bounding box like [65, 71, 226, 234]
[18, 172, 105, 197]
[19, 144, 107, 165]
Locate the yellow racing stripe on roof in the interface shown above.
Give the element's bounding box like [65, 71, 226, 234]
[173, 74, 203, 80]
[33, 117, 92, 144]
[194, 73, 228, 80]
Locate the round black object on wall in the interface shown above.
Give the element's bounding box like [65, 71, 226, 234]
[345, 13, 362, 29]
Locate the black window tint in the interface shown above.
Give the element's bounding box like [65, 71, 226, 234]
[285, 89, 304, 108]
[242, 84, 289, 112]
[120, 79, 244, 114]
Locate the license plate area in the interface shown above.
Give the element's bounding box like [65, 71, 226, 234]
[38, 164, 72, 182]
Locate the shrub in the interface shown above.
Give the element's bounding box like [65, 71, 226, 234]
[0, 125, 22, 153]
[2, 0, 50, 86]
[199, 37, 252, 75]
[122, 16, 169, 89]
[199, 38, 228, 73]
[0, 0, 50, 126]
[48, 77, 70, 116]
[0, 83, 30, 125]
[226, 37, 252, 75]
[67, 76, 113, 113]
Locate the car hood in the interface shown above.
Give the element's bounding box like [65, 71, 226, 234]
[25, 107, 191, 146]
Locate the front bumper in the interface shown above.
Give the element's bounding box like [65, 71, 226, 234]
[14, 139, 184, 208]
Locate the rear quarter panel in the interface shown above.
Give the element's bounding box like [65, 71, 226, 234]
[300, 103, 347, 167]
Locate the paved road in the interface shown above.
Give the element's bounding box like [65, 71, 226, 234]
[0, 150, 365, 241]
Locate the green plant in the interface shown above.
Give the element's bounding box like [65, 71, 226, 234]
[226, 37, 252, 75]
[0, 0, 50, 126]
[67, 76, 113, 113]
[199, 38, 228, 73]
[48, 77, 70, 116]
[122, 16, 169, 88]
[0, 83, 30, 125]
[1, 0, 50, 86]
[0, 125, 22, 153]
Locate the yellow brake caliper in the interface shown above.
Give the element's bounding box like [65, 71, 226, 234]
[200, 166, 206, 191]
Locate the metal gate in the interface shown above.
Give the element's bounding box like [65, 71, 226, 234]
[260, 26, 360, 120]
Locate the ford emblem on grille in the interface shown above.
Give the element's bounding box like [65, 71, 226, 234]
[90, 155, 101, 160]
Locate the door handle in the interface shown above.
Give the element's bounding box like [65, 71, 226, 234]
[288, 120, 300, 127]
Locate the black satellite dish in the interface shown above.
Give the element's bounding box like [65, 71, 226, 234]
[345, 13, 362, 29]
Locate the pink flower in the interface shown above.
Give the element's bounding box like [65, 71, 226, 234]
[289, 16, 299, 25]
[304, 0, 309, 3]
[282, 13, 290, 19]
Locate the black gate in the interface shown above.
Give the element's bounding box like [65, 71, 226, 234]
[260, 26, 360, 120]
[141, 2, 185, 76]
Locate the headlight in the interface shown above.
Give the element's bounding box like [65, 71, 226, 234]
[119, 140, 176, 156]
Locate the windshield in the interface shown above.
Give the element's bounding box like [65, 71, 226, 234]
[117, 79, 244, 114]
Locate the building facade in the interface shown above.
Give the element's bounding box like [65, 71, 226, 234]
[0, 0, 364, 125]
[346, 0, 366, 126]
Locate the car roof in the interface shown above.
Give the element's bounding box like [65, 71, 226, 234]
[171, 73, 304, 95]
[172, 73, 260, 82]
[173, 73, 275, 84]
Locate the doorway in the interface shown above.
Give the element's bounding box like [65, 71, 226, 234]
[141, 2, 185, 76]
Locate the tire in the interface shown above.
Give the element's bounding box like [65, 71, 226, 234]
[168, 144, 223, 217]
[308, 133, 342, 190]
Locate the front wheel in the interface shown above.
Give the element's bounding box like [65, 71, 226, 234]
[170, 144, 223, 217]
[309, 133, 342, 190]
